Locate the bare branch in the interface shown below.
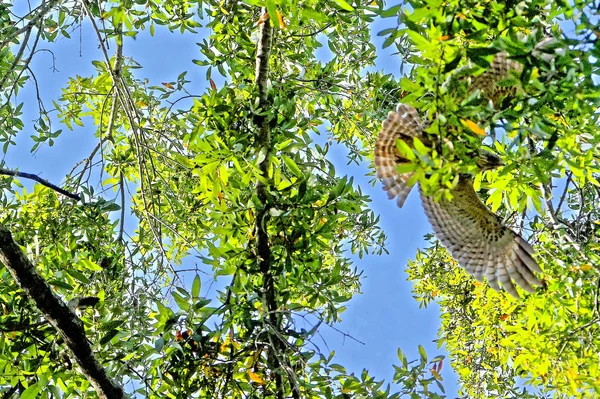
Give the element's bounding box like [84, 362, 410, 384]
[0, 167, 81, 201]
[118, 171, 126, 242]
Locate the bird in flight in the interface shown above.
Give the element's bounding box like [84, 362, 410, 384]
[375, 103, 543, 298]
[374, 51, 545, 298]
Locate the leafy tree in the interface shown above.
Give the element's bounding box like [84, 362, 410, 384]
[0, 0, 429, 398]
[0, 0, 598, 399]
[379, 0, 600, 398]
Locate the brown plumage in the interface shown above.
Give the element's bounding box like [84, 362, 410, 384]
[375, 39, 562, 296]
[468, 51, 523, 105]
[375, 57, 545, 298]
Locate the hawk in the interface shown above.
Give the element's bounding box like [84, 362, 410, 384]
[375, 51, 545, 298]
[375, 104, 542, 298]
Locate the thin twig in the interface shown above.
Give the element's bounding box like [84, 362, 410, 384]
[0, 22, 32, 92]
[118, 171, 125, 242]
[287, 22, 333, 38]
[0, 0, 61, 49]
[82, 0, 174, 279]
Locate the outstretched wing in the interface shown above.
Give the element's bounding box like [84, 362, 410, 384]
[374, 103, 425, 208]
[420, 176, 543, 298]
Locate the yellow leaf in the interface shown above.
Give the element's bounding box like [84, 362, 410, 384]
[220, 341, 229, 352]
[248, 371, 266, 385]
[461, 119, 487, 136]
[580, 264, 594, 271]
[276, 10, 286, 30]
[431, 368, 443, 381]
[162, 82, 174, 89]
[567, 367, 579, 392]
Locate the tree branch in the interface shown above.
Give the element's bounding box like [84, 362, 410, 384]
[1, 380, 22, 399]
[0, 225, 124, 399]
[254, 9, 274, 327]
[0, 0, 61, 49]
[0, 167, 81, 201]
[253, 10, 299, 399]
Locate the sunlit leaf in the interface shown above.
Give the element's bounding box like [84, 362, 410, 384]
[460, 119, 487, 136]
[248, 371, 266, 385]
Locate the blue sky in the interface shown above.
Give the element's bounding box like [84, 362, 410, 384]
[8, 4, 460, 396]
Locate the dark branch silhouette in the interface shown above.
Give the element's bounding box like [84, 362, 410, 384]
[0, 225, 124, 399]
[0, 168, 81, 201]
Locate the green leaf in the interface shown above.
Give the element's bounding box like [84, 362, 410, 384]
[418, 345, 427, 362]
[486, 188, 503, 213]
[282, 154, 303, 178]
[65, 268, 91, 284]
[383, 35, 396, 49]
[48, 279, 74, 291]
[155, 337, 165, 352]
[101, 319, 125, 330]
[380, 4, 402, 18]
[265, 0, 278, 28]
[466, 47, 498, 57]
[395, 162, 417, 175]
[172, 291, 190, 311]
[99, 201, 121, 212]
[156, 301, 174, 318]
[20, 383, 42, 399]
[191, 275, 201, 298]
[332, 0, 354, 11]
[469, 55, 491, 69]
[396, 139, 416, 161]
[100, 329, 120, 345]
[300, 9, 328, 22]
[412, 137, 430, 155]
[444, 53, 462, 73]
[194, 298, 212, 310]
[377, 28, 396, 37]
[79, 258, 103, 271]
[407, 31, 431, 50]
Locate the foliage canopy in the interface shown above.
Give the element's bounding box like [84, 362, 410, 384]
[0, 0, 599, 398]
